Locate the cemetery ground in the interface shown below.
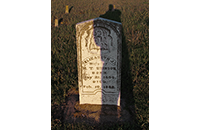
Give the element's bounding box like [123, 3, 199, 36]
[51, 0, 149, 129]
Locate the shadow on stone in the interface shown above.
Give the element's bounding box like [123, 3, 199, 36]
[99, 4, 136, 125]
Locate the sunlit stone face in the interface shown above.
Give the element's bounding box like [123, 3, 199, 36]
[76, 17, 122, 106]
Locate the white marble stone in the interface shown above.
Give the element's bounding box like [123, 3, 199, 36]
[76, 17, 122, 106]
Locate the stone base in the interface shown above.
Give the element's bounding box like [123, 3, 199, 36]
[59, 89, 133, 125]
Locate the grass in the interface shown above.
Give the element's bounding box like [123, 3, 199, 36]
[52, 122, 135, 130]
[51, 0, 149, 129]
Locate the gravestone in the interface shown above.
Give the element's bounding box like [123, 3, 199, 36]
[76, 17, 122, 106]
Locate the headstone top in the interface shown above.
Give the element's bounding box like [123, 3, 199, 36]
[76, 17, 122, 26]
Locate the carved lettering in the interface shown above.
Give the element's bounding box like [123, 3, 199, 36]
[95, 85, 100, 88]
[103, 86, 115, 89]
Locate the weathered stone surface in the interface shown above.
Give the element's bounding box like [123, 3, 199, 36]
[76, 17, 122, 106]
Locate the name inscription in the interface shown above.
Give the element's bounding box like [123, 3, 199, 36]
[81, 55, 117, 91]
